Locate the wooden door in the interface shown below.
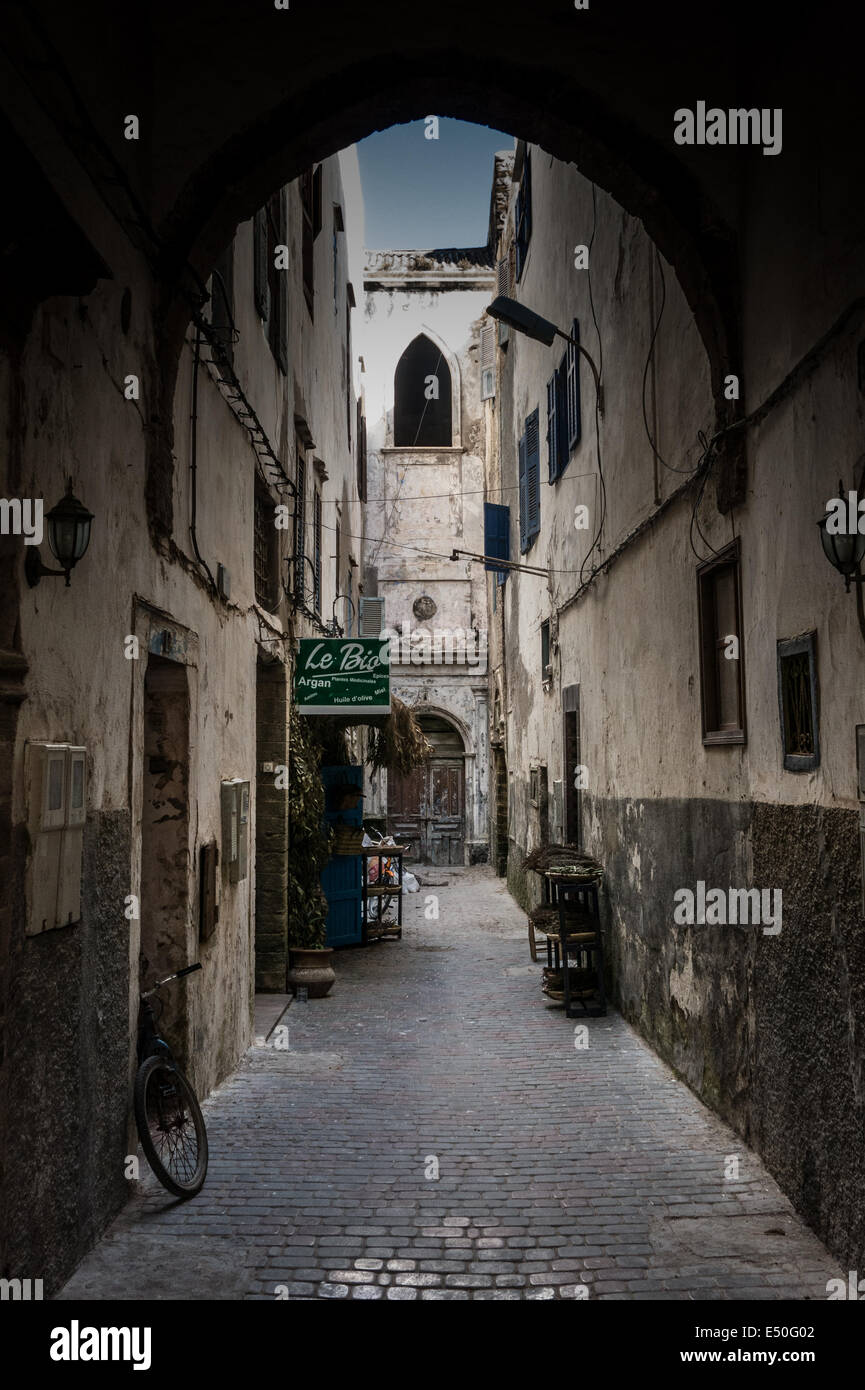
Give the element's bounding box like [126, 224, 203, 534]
[388, 761, 465, 865]
[563, 685, 582, 849]
[427, 761, 463, 865]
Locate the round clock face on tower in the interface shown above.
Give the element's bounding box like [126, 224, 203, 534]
[412, 595, 437, 621]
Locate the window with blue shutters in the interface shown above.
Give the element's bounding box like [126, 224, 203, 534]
[518, 433, 528, 553]
[484, 501, 510, 584]
[520, 412, 542, 554]
[515, 152, 532, 281]
[547, 322, 581, 481]
[547, 363, 568, 482]
[526, 407, 540, 547]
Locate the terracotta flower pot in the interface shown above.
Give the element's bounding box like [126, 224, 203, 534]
[287, 947, 335, 999]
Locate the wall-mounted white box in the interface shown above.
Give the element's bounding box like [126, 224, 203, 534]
[25, 742, 87, 934]
[220, 778, 250, 884]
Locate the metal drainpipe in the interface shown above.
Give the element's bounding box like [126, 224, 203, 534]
[190, 325, 217, 591]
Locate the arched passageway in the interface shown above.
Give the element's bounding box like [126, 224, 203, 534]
[3, 0, 865, 1308]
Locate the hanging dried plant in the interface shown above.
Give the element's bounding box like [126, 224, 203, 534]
[366, 696, 433, 776]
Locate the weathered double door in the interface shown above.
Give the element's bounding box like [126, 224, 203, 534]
[388, 760, 465, 866]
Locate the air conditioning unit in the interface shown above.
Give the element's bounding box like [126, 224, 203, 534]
[480, 324, 495, 400]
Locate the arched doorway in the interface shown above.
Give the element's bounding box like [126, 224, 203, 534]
[388, 713, 466, 866]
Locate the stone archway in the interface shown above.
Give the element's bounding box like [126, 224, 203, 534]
[108, 7, 753, 549]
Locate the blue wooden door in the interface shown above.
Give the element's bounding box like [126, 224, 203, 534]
[320, 764, 363, 947]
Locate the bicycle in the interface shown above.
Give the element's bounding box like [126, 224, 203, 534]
[134, 963, 209, 1198]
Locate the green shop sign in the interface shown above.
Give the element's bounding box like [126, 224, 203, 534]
[295, 638, 391, 716]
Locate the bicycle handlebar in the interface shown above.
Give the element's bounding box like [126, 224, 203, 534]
[141, 962, 202, 999]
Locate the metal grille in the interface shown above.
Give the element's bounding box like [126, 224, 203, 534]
[254, 488, 275, 610]
[780, 650, 814, 755]
[313, 490, 322, 614]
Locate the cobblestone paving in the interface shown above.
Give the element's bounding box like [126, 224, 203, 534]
[58, 867, 837, 1301]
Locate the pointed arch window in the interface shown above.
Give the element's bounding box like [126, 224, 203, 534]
[394, 335, 453, 446]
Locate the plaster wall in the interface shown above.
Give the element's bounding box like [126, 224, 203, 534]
[3, 149, 362, 1292]
[489, 145, 865, 1267]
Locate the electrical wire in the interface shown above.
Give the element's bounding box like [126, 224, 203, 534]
[321, 470, 599, 504]
[294, 507, 610, 576]
[641, 249, 701, 477]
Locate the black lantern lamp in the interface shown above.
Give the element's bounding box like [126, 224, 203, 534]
[817, 480, 865, 591]
[817, 478, 865, 645]
[25, 479, 94, 588]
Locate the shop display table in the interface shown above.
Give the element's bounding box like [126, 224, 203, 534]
[360, 845, 410, 943]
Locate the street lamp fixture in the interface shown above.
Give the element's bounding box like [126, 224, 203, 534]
[817, 478, 865, 644]
[485, 295, 604, 414]
[25, 479, 94, 588]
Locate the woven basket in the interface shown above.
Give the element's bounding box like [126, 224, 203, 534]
[332, 825, 364, 855]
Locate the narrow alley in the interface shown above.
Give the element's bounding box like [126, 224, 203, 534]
[58, 869, 833, 1302]
[3, 2, 865, 1363]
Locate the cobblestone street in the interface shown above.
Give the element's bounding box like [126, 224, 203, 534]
[58, 868, 836, 1301]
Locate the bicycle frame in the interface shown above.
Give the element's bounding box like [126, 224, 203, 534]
[137, 963, 202, 1066]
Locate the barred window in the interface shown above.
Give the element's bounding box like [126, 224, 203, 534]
[254, 483, 278, 611]
[777, 632, 819, 771]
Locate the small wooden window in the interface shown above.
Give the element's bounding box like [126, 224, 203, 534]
[697, 540, 746, 745]
[777, 631, 819, 771]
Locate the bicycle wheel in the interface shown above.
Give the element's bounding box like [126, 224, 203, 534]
[134, 1054, 208, 1197]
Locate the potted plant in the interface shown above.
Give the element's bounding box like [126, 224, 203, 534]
[286, 707, 335, 998]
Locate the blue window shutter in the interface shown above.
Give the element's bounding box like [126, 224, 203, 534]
[567, 318, 582, 450]
[518, 434, 528, 553]
[526, 408, 540, 546]
[546, 375, 558, 482]
[484, 502, 510, 577]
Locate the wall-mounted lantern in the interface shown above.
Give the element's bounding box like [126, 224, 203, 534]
[25, 480, 94, 588]
[817, 478, 865, 643]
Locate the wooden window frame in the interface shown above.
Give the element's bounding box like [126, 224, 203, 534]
[697, 539, 746, 746]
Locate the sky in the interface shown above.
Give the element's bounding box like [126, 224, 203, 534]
[357, 119, 515, 250]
